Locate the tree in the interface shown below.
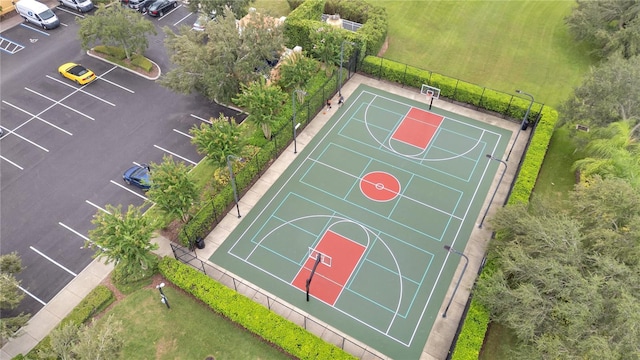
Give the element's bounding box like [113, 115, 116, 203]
[275, 51, 319, 92]
[190, 114, 243, 166]
[49, 315, 124, 360]
[572, 120, 640, 186]
[559, 55, 640, 129]
[475, 177, 640, 359]
[309, 26, 343, 74]
[566, 0, 640, 59]
[0, 253, 30, 344]
[146, 156, 198, 223]
[89, 204, 158, 279]
[77, 4, 156, 60]
[160, 6, 285, 104]
[233, 77, 288, 139]
[186, 0, 255, 19]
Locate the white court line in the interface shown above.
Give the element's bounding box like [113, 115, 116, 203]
[174, 11, 193, 26]
[173, 128, 193, 138]
[190, 114, 212, 124]
[3, 100, 73, 136]
[29, 246, 77, 277]
[158, 4, 181, 20]
[110, 180, 148, 200]
[25, 87, 94, 121]
[97, 75, 135, 93]
[85, 200, 111, 214]
[0, 155, 24, 170]
[18, 285, 47, 306]
[59, 222, 105, 250]
[153, 144, 197, 165]
[45, 75, 116, 107]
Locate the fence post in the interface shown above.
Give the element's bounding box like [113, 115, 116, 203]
[402, 64, 408, 88]
[378, 57, 383, 80]
[479, 87, 486, 108]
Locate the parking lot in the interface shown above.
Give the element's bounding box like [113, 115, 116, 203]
[0, 2, 245, 316]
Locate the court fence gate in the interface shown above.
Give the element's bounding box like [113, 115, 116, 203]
[169, 244, 388, 360]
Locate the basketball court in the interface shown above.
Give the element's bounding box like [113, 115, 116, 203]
[210, 84, 511, 359]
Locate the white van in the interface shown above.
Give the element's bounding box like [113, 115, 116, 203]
[58, 0, 94, 13]
[14, 0, 60, 30]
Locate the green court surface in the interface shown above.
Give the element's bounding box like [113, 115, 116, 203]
[210, 84, 511, 359]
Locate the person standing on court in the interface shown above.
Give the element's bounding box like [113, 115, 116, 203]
[326, 98, 332, 110]
[338, 95, 344, 106]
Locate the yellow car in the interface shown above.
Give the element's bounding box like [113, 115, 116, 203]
[58, 63, 96, 85]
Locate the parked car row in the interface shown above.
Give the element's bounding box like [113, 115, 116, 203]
[121, 0, 177, 17]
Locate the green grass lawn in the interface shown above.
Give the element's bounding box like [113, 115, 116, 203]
[102, 284, 292, 360]
[252, 0, 291, 17]
[376, 0, 596, 107]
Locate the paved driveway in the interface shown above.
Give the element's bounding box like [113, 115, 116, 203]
[0, 4, 245, 316]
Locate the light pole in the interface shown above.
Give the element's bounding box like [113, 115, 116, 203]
[339, 40, 356, 97]
[292, 89, 307, 154]
[479, 154, 508, 228]
[226, 154, 243, 218]
[156, 282, 170, 309]
[442, 245, 469, 318]
[506, 89, 534, 161]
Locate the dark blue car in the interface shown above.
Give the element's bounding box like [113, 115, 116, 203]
[123, 164, 151, 190]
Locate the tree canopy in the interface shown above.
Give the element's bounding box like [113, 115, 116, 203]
[233, 77, 288, 139]
[160, 6, 284, 104]
[475, 177, 640, 359]
[566, 0, 640, 59]
[559, 55, 640, 129]
[190, 114, 243, 166]
[146, 156, 198, 223]
[0, 253, 30, 343]
[77, 4, 156, 60]
[186, 0, 255, 19]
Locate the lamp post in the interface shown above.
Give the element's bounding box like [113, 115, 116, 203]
[506, 90, 534, 161]
[339, 40, 356, 97]
[442, 245, 469, 318]
[226, 154, 243, 218]
[292, 89, 307, 154]
[478, 154, 508, 228]
[156, 282, 170, 309]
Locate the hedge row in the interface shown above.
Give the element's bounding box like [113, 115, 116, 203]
[359, 55, 559, 359]
[158, 257, 356, 360]
[284, 0, 387, 58]
[21, 285, 114, 360]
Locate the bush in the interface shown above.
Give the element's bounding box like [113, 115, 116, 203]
[93, 45, 126, 60]
[159, 257, 356, 360]
[130, 54, 153, 72]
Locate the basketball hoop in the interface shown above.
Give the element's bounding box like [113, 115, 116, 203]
[426, 90, 435, 110]
[421, 85, 440, 111]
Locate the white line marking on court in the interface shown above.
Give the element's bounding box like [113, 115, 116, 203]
[58, 222, 105, 250]
[173, 128, 193, 138]
[25, 87, 94, 122]
[18, 285, 47, 306]
[45, 75, 116, 107]
[0, 156, 24, 170]
[190, 114, 212, 124]
[30, 246, 77, 277]
[153, 145, 197, 165]
[85, 200, 111, 214]
[173, 12, 193, 26]
[110, 180, 148, 200]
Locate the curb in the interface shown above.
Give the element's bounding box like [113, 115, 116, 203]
[86, 49, 161, 81]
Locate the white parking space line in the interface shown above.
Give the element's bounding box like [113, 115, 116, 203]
[19, 24, 50, 36]
[173, 128, 193, 139]
[190, 113, 212, 124]
[45, 75, 116, 107]
[174, 12, 193, 26]
[153, 144, 197, 165]
[85, 200, 111, 214]
[18, 285, 47, 306]
[158, 5, 182, 20]
[3, 100, 74, 135]
[29, 246, 77, 277]
[25, 87, 95, 121]
[110, 180, 149, 201]
[59, 222, 105, 250]
[0, 155, 24, 170]
[55, 7, 85, 18]
[0, 102, 49, 152]
[97, 77, 135, 93]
